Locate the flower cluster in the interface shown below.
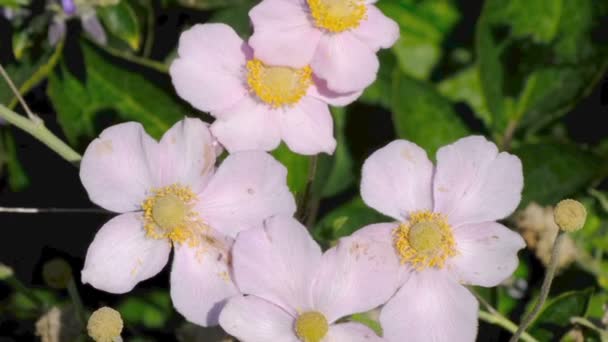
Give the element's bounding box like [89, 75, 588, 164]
[78, 1, 526, 341]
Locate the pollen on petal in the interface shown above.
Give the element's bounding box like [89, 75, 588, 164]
[307, 0, 367, 32]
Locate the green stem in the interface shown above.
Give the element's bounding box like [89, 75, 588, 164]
[479, 311, 538, 342]
[509, 232, 566, 342]
[67, 278, 87, 328]
[0, 104, 81, 163]
[142, 0, 155, 58]
[570, 317, 608, 341]
[88, 37, 168, 73]
[297, 155, 319, 227]
[6, 276, 46, 309]
[8, 40, 64, 110]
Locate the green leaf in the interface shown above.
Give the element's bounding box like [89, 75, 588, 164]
[476, 0, 608, 135]
[208, 1, 255, 37]
[350, 312, 382, 337]
[392, 72, 469, 156]
[529, 288, 593, 341]
[118, 290, 172, 329]
[271, 143, 310, 197]
[2, 130, 29, 191]
[378, 0, 460, 80]
[319, 107, 354, 198]
[98, 1, 142, 50]
[513, 143, 601, 207]
[437, 66, 491, 127]
[48, 43, 185, 145]
[0, 0, 29, 7]
[314, 197, 390, 244]
[176, 0, 245, 10]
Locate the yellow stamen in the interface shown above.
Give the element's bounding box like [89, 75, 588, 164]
[393, 211, 457, 271]
[307, 0, 367, 32]
[142, 184, 204, 246]
[87, 307, 123, 342]
[246, 59, 312, 108]
[294, 311, 329, 342]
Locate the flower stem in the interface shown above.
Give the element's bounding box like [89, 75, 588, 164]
[478, 311, 538, 342]
[67, 278, 87, 328]
[0, 104, 81, 163]
[297, 154, 319, 228]
[509, 232, 566, 342]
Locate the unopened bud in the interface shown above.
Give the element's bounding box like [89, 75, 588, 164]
[42, 258, 72, 289]
[0, 263, 14, 280]
[554, 199, 587, 232]
[87, 307, 123, 342]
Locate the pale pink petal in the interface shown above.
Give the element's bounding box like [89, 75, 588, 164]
[219, 295, 299, 342]
[232, 216, 321, 315]
[157, 118, 216, 192]
[360, 140, 434, 220]
[80, 122, 157, 213]
[450, 222, 525, 287]
[311, 32, 379, 93]
[351, 5, 399, 51]
[280, 97, 336, 155]
[312, 232, 400, 323]
[170, 24, 248, 113]
[170, 237, 239, 327]
[433, 136, 523, 226]
[307, 76, 363, 106]
[351, 223, 409, 286]
[81, 12, 107, 45]
[81, 213, 170, 293]
[380, 270, 479, 342]
[249, 0, 321, 67]
[210, 97, 282, 153]
[198, 151, 295, 238]
[325, 322, 385, 342]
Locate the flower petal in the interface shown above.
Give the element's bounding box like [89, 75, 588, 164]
[220, 295, 299, 342]
[157, 118, 217, 192]
[81, 213, 170, 293]
[311, 32, 379, 93]
[198, 151, 296, 238]
[210, 97, 282, 153]
[361, 140, 434, 220]
[352, 5, 399, 51]
[81, 12, 107, 45]
[433, 136, 523, 226]
[249, 0, 322, 67]
[232, 216, 321, 315]
[170, 23, 248, 113]
[80, 122, 157, 213]
[380, 270, 479, 342]
[450, 222, 525, 287]
[280, 97, 336, 155]
[308, 76, 363, 106]
[312, 232, 400, 323]
[325, 322, 385, 342]
[170, 237, 239, 327]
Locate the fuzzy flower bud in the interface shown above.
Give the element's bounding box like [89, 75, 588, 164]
[0, 263, 14, 280]
[87, 307, 123, 342]
[554, 199, 587, 232]
[42, 258, 73, 289]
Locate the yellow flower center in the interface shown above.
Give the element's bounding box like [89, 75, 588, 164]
[246, 59, 312, 108]
[87, 307, 123, 342]
[393, 211, 457, 271]
[307, 0, 367, 32]
[142, 184, 204, 246]
[294, 311, 329, 342]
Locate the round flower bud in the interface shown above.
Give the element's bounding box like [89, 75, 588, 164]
[0, 263, 14, 280]
[87, 307, 123, 342]
[554, 199, 587, 232]
[42, 258, 73, 289]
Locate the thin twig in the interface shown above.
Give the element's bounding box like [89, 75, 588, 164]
[479, 311, 538, 342]
[297, 155, 319, 227]
[509, 232, 566, 342]
[0, 63, 39, 122]
[0, 206, 108, 214]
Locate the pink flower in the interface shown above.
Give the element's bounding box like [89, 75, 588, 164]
[249, 0, 399, 94]
[357, 136, 526, 341]
[170, 24, 360, 156]
[219, 216, 398, 342]
[79, 118, 296, 327]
